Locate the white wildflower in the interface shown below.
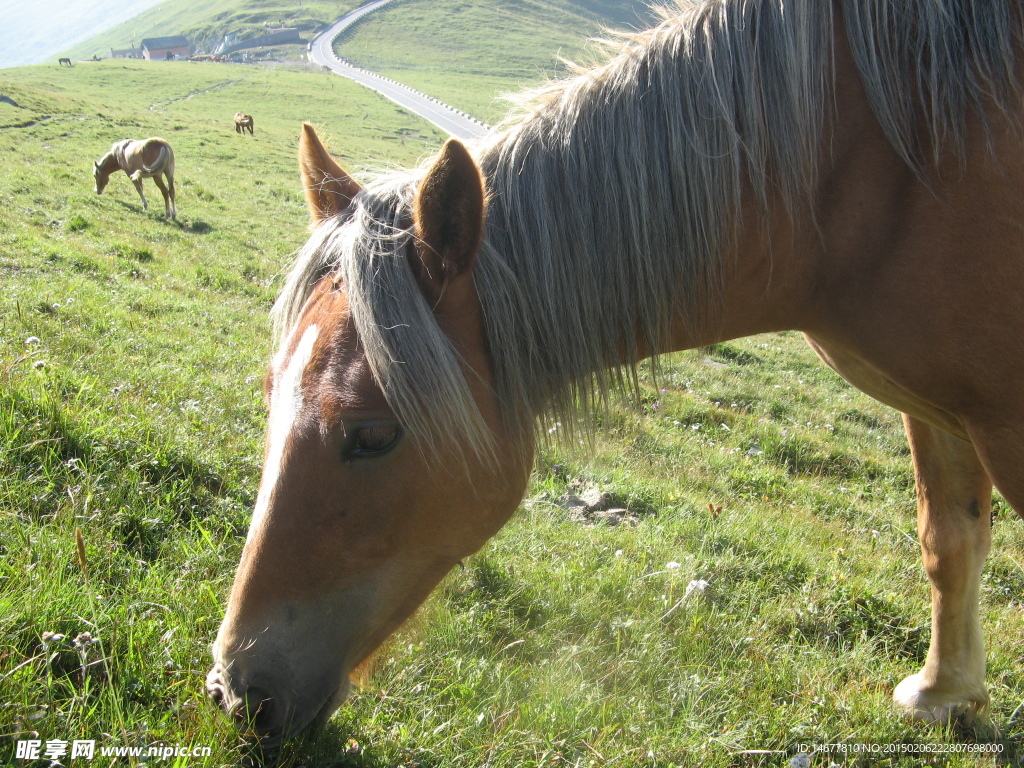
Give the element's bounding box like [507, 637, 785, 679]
[685, 579, 709, 599]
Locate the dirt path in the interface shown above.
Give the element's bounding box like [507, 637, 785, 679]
[147, 79, 241, 110]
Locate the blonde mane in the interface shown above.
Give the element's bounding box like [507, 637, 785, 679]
[274, 0, 1023, 464]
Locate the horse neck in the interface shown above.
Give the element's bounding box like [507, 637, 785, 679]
[469, 5, 842, 385]
[98, 151, 121, 179]
[474, 143, 811, 392]
[473, 0, 962, 364]
[478, 156, 816, 354]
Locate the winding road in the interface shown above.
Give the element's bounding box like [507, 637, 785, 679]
[308, 0, 490, 140]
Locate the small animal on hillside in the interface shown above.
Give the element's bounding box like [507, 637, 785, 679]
[93, 137, 176, 219]
[58, 58, 72, 67]
[234, 113, 254, 135]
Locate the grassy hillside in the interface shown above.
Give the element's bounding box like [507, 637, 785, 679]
[335, 0, 656, 122]
[59, 0, 363, 61]
[60, 0, 655, 122]
[0, 59, 444, 766]
[4, 23, 1024, 768]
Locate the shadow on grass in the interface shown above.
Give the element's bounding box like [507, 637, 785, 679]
[957, 717, 1024, 767]
[225, 686, 506, 768]
[241, 717, 444, 768]
[109, 198, 185, 226]
[2, 383, 233, 538]
[112, 198, 144, 216]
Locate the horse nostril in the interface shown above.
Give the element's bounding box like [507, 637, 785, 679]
[205, 667, 226, 709]
[208, 685, 225, 708]
[205, 664, 231, 711]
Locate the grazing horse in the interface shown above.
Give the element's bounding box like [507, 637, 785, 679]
[234, 113, 254, 135]
[58, 58, 72, 67]
[208, 0, 1024, 746]
[93, 138, 176, 219]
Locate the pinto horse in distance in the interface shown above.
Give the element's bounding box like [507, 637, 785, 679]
[234, 113, 254, 135]
[208, 0, 1024, 747]
[93, 138, 176, 219]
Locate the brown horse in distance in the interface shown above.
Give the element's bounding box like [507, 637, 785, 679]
[93, 138, 176, 219]
[58, 58, 72, 67]
[234, 113, 254, 135]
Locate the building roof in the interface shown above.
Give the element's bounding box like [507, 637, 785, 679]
[141, 36, 190, 50]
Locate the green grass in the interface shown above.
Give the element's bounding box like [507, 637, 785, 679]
[4, 19, 1024, 768]
[335, 0, 654, 123]
[0, 58, 443, 764]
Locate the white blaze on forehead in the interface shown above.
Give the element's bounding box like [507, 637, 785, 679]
[247, 323, 319, 543]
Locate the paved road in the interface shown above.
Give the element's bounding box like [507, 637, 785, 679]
[308, 0, 490, 140]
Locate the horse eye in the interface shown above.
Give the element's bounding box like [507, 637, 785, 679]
[350, 424, 401, 458]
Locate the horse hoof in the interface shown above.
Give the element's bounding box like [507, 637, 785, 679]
[893, 673, 987, 723]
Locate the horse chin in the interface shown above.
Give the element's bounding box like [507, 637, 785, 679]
[311, 677, 353, 728]
[272, 677, 351, 746]
[274, 675, 354, 749]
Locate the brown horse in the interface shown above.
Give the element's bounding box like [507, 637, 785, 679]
[208, 0, 1024, 746]
[234, 113, 254, 135]
[93, 138, 176, 219]
[58, 58, 72, 67]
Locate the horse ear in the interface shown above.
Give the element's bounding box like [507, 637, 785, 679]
[298, 123, 361, 225]
[412, 138, 486, 300]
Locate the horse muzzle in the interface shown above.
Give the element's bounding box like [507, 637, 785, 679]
[206, 659, 350, 747]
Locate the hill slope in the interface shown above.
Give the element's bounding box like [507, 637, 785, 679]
[61, 0, 653, 67]
[334, 0, 655, 122]
[61, 0, 654, 119]
[59, 0, 363, 61]
[0, 59, 445, 765]
[0, 59, 442, 515]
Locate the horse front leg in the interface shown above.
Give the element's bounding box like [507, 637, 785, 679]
[128, 172, 148, 211]
[894, 414, 991, 722]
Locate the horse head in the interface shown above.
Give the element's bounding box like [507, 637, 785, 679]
[207, 124, 532, 745]
[92, 160, 108, 194]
